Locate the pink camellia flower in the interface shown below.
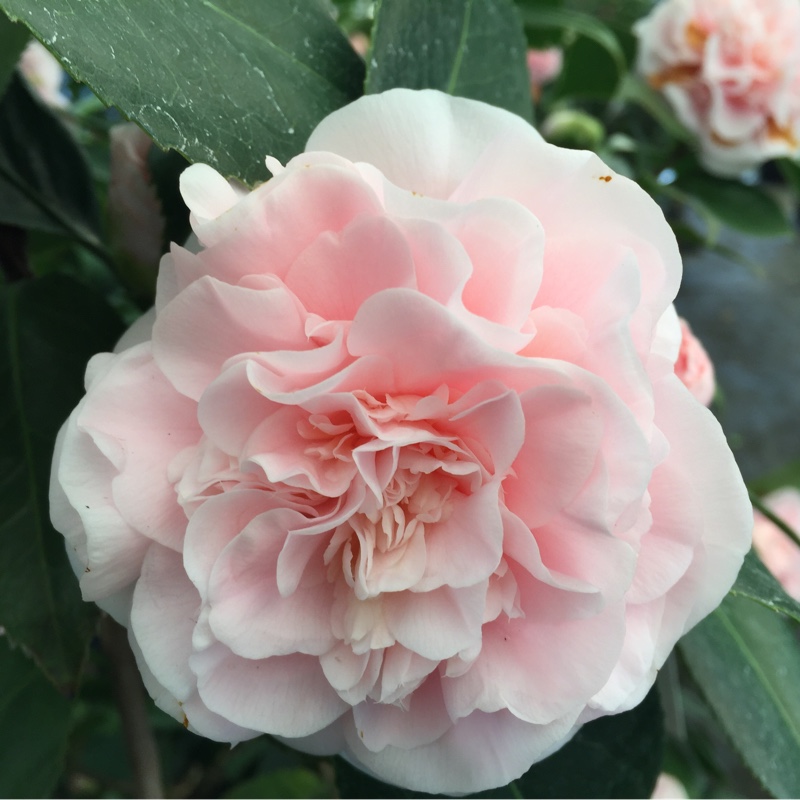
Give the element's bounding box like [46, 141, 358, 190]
[527, 47, 563, 100]
[108, 124, 165, 281]
[635, 0, 800, 176]
[674, 317, 715, 406]
[50, 89, 751, 794]
[753, 488, 800, 601]
[19, 40, 69, 108]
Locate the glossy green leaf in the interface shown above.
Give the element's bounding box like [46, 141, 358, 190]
[366, 0, 532, 121]
[0, 637, 73, 798]
[0, 275, 124, 690]
[730, 548, 800, 624]
[0, 73, 102, 251]
[552, 35, 618, 101]
[675, 173, 792, 237]
[0, 0, 365, 185]
[0, 9, 29, 95]
[519, 5, 626, 76]
[680, 595, 800, 798]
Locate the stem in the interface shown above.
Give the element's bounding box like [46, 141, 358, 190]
[750, 489, 800, 549]
[100, 615, 165, 799]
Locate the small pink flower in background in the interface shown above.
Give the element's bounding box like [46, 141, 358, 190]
[527, 47, 563, 100]
[19, 40, 69, 108]
[349, 32, 369, 57]
[50, 89, 751, 794]
[635, 0, 800, 176]
[753, 488, 800, 601]
[108, 124, 165, 277]
[652, 772, 689, 799]
[674, 317, 715, 406]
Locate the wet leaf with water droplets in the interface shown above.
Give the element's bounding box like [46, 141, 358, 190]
[367, 0, 532, 122]
[681, 594, 800, 798]
[0, 0, 365, 184]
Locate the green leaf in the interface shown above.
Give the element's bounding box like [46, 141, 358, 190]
[551, 35, 618, 101]
[778, 157, 800, 195]
[0, 274, 124, 690]
[730, 549, 800, 624]
[0, 0, 365, 185]
[0, 73, 103, 250]
[0, 10, 29, 95]
[334, 688, 663, 799]
[224, 768, 330, 799]
[675, 172, 792, 237]
[366, 0, 532, 122]
[0, 637, 73, 798]
[680, 594, 800, 798]
[519, 5, 626, 78]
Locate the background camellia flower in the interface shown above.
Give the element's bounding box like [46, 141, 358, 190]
[527, 47, 563, 101]
[752, 487, 800, 601]
[18, 39, 69, 108]
[674, 317, 715, 406]
[50, 88, 751, 794]
[108, 123, 165, 284]
[635, 0, 800, 176]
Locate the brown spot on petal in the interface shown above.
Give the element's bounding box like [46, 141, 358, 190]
[710, 130, 738, 148]
[599, 175, 612, 182]
[182, 714, 189, 729]
[648, 63, 698, 89]
[766, 117, 799, 148]
[685, 21, 707, 53]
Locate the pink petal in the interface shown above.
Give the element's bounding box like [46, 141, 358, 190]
[307, 88, 541, 200]
[343, 705, 579, 795]
[129, 544, 199, 702]
[186, 161, 383, 279]
[242, 405, 358, 497]
[76, 345, 198, 552]
[180, 163, 243, 226]
[207, 508, 336, 658]
[52, 408, 149, 600]
[284, 215, 416, 320]
[384, 582, 486, 660]
[442, 574, 625, 724]
[352, 673, 452, 752]
[504, 385, 603, 529]
[152, 276, 308, 400]
[127, 627, 258, 743]
[193, 644, 348, 737]
[646, 375, 751, 645]
[445, 197, 543, 331]
[183, 488, 280, 600]
[416, 484, 505, 592]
